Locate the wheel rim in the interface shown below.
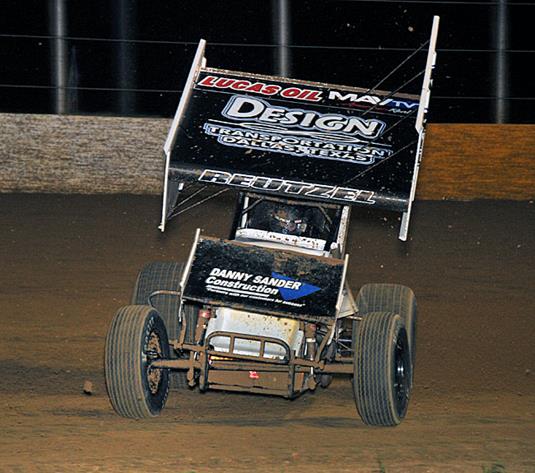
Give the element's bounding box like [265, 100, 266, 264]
[145, 330, 164, 395]
[393, 330, 410, 416]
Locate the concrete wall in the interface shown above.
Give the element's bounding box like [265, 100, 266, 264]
[0, 113, 167, 194]
[1, 113, 534, 199]
[420, 124, 535, 200]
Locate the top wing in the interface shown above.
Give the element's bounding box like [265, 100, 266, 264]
[161, 16, 439, 240]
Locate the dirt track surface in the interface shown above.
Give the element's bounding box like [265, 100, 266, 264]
[1, 195, 534, 472]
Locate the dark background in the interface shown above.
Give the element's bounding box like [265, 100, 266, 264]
[0, 0, 533, 123]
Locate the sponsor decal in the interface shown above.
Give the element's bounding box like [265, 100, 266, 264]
[328, 90, 419, 114]
[204, 268, 320, 308]
[203, 123, 390, 165]
[203, 95, 390, 165]
[197, 75, 323, 102]
[199, 169, 376, 205]
[272, 272, 320, 301]
[221, 96, 385, 138]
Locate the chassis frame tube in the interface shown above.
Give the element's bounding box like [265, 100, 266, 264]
[150, 355, 354, 374]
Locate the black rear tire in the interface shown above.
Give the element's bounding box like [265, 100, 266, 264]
[132, 261, 184, 339]
[353, 311, 411, 426]
[356, 284, 417, 367]
[132, 261, 198, 389]
[105, 305, 170, 419]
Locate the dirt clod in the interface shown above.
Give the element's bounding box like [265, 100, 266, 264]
[83, 380, 93, 395]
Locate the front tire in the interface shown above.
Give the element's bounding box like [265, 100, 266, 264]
[105, 305, 170, 419]
[353, 311, 411, 426]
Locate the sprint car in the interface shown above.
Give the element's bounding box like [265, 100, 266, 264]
[104, 16, 439, 426]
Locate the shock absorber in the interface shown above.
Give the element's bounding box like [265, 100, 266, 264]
[194, 306, 212, 344]
[305, 323, 317, 361]
[305, 323, 318, 390]
[189, 306, 212, 387]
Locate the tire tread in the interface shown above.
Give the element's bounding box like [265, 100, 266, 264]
[356, 283, 417, 364]
[105, 305, 169, 419]
[132, 261, 197, 389]
[353, 311, 407, 426]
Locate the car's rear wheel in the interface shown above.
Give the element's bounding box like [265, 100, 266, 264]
[133, 261, 198, 388]
[356, 284, 417, 369]
[105, 305, 170, 418]
[133, 261, 184, 339]
[352, 311, 411, 426]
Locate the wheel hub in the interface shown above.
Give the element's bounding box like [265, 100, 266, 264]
[393, 333, 410, 416]
[146, 331, 163, 394]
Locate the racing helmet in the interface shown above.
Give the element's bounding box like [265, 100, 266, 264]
[269, 206, 309, 236]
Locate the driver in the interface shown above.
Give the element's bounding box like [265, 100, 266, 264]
[269, 206, 309, 236]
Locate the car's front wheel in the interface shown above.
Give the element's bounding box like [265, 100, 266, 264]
[352, 311, 411, 426]
[105, 305, 170, 418]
